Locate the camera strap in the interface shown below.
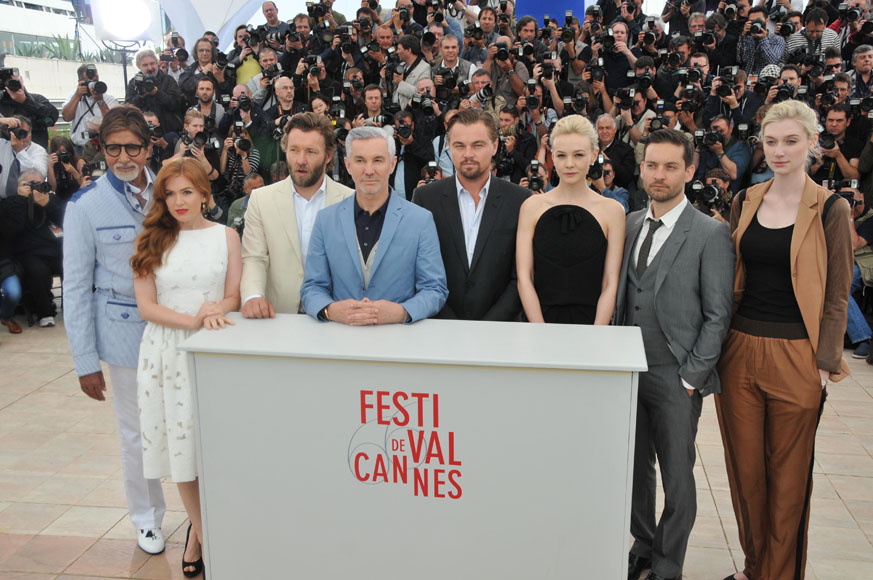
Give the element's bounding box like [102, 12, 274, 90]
[404, 57, 422, 81]
[71, 97, 98, 136]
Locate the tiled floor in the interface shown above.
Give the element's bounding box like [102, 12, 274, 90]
[1, 314, 872, 579]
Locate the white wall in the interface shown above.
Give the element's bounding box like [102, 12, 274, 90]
[5, 56, 130, 103]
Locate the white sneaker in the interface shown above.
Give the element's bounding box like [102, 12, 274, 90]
[138, 528, 165, 555]
[38, 316, 55, 327]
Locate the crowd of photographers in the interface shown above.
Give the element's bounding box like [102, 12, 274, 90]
[7, 0, 873, 345]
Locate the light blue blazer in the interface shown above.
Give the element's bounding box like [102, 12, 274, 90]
[301, 193, 448, 322]
[63, 171, 151, 375]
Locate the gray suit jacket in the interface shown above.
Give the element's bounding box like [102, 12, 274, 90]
[614, 203, 735, 396]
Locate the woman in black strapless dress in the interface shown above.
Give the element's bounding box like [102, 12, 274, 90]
[516, 115, 626, 325]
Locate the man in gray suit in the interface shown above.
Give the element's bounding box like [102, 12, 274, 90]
[614, 129, 734, 580]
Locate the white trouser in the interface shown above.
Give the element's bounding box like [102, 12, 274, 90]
[107, 364, 166, 530]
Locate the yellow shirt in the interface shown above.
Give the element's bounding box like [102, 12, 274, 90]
[235, 55, 262, 86]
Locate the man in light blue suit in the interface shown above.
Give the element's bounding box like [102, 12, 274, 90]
[301, 126, 447, 324]
[62, 106, 166, 554]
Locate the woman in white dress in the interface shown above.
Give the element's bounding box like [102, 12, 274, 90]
[130, 157, 241, 578]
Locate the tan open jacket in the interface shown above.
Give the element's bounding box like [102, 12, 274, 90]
[729, 176, 853, 381]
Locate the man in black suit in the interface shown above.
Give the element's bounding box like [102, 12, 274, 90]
[413, 109, 529, 320]
[596, 113, 636, 190]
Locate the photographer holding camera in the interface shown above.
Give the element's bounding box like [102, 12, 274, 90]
[497, 106, 537, 183]
[391, 109, 435, 199]
[662, 0, 704, 37]
[246, 47, 283, 110]
[141, 112, 175, 174]
[595, 114, 635, 189]
[126, 48, 184, 134]
[850, 44, 873, 98]
[383, 35, 433, 110]
[192, 77, 226, 132]
[612, 85, 654, 147]
[180, 37, 232, 108]
[811, 103, 862, 183]
[737, 6, 785, 75]
[2, 168, 62, 327]
[704, 68, 763, 127]
[459, 69, 505, 121]
[0, 70, 56, 150]
[693, 114, 750, 191]
[781, 8, 839, 65]
[228, 25, 263, 84]
[47, 136, 87, 202]
[171, 110, 222, 182]
[592, 21, 641, 95]
[62, 64, 118, 155]
[704, 13, 739, 68]
[217, 84, 269, 144]
[482, 36, 529, 108]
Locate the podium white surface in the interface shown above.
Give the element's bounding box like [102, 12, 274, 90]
[181, 314, 647, 579]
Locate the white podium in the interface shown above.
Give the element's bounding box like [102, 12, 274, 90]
[180, 314, 647, 580]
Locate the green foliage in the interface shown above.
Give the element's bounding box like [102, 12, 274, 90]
[11, 35, 132, 65]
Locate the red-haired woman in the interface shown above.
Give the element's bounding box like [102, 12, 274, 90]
[130, 157, 241, 578]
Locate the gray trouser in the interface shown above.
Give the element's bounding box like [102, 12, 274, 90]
[630, 362, 703, 579]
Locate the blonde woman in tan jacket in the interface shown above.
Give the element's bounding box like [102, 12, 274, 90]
[717, 100, 853, 580]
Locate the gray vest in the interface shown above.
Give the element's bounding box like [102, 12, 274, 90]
[625, 248, 676, 366]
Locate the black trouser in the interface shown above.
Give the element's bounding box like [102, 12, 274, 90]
[17, 253, 61, 318]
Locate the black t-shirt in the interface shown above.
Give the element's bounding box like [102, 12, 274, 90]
[812, 135, 863, 184]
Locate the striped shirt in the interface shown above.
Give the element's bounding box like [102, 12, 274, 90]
[780, 28, 840, 64]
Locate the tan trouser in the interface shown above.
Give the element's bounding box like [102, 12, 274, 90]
[716, 326, 826, 580]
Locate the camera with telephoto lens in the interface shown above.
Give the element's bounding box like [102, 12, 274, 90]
[366, 114, 393, 125]
[527, 160, 544, 191]
[617, 87, 636, 110]
[700, 129, 724, 147]
[601, 29, 615, 51]
[465, 24, 484, 41]
[649, 115, 670, 131]
[147, 122, 163, 139]
[587, 153, 605, 180]
[737, 122, 759, 147]
[306, 1, 327, 20]
[81, 160, 107, 179]
[775, 80, 795, 102]
[839, 3, 862, 22]
[779, 21, 796, 36]
[819, 131, 836, 150]
[694, 30, 716, 47]
[589, 58, 606, 81]
[246, 24, 268, 45]
[687, 67, 704, 85]
[769, 5, 787, 21]
[236, 93, 252, 112]
[667, 51, 682, 68]
[690, 179, 722, 205]
[753, 76, 775, 98]
[132, 73, 156, 96]
[821, 91, 839, 107]
[0, 68, 20, 92]
[636, 72, 653, 90]
[0, 124, 28, 140]
[494, 136, 516, 178]
[262, 63, 283, 81]
[644, 29, 657, 45]
[561, 27, 575, 43]
[410, 93, 435, 115]
[470, 85, 493, 103]
[749, 19, 766, 35]
[722, 0, 737, 19]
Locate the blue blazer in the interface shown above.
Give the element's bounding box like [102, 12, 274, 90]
[301, 193, 448, 322]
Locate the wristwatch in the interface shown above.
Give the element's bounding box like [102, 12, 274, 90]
[507, 69, 516, 76]
[717, 153, 725, 160]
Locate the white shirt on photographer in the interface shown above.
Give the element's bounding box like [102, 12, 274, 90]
[66, 89, 120, 147]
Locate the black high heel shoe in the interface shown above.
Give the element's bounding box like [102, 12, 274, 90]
[182, 522, 204, 578]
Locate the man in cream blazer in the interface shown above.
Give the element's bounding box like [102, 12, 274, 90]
[241, 113, 353, 317]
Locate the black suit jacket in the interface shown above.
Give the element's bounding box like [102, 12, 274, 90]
[412, 176, 529, 321]
[602, 139, 636, 189]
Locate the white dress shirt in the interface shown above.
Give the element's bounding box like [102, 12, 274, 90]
[125, 170, 155, 216]
[632, 194, 687, 271]
[16, 141, 49, 176]
[631, 194, 697, 391]
[293, 176, 327, 263]
[0, 138, 15, 198]
[456, 175, 491, 266]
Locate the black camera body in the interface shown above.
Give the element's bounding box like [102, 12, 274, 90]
[617, 87, 636, 110]
[749, 19, 766, 35]
[819, 131, 837, 150]
[0, 68, 20, 92]
[132, 73, 156, 96]
[528, 160, 544, 191]
[690, 179, 722, 205]
[237, 93, 253, 112]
